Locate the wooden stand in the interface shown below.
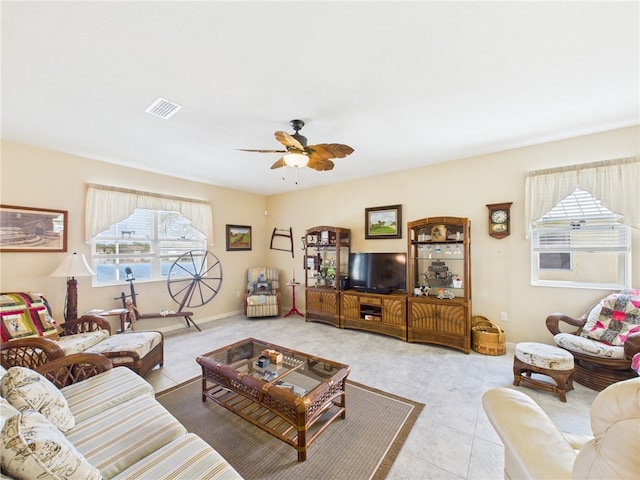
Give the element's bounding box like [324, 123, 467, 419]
[284, 282, 304, 318]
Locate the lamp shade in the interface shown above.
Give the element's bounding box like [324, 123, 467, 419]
[50, 252, 96, 278]
[283, 153, 309, 168]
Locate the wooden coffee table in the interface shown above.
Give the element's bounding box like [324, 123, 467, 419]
[197, 338, 350, 461]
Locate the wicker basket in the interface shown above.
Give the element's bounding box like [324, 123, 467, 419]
[471, 315, 506, 356]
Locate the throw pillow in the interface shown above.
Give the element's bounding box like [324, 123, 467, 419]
[1, 397, 20, 428]
[1, 409, 101, 480]
[583, 290, 640, 346]
[253, 282, 272, 295]
[0, 294, 38, 342]
[1, 366, 75, 432]
[0, 293, 58, 341]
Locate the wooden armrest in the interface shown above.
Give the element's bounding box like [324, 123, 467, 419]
[61, 315, 112, 336]
[35, 353, 113, 388]
[546, 313, 586, 335]
[623, 333, 640, 359]
[0, 337, 65, 369]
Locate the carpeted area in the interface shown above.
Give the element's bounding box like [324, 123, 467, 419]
[156, 377, 424, 480]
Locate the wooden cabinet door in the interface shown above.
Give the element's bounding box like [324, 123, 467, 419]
[408, 300, 437, 331]
[437, 303, 466, 336]
[306, 289, 339, 326]
[340, 292, 359, 322]
[306, 289, 324, 314]
[383, 297, 406, 327]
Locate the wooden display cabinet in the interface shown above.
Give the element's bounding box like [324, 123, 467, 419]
[304, 226, 351, 327]
[341, 290, 407, 341]
[407, 217, 471, 353]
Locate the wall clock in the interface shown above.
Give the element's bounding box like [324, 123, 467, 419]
[486, 202, 513, 239]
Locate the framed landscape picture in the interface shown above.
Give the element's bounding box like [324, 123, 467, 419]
[365, 204, 402, 239]
[226, 224, 252, 251]
[0, 204, 68, 252]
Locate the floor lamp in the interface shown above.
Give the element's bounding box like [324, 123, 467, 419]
[50, 252, 96, 321]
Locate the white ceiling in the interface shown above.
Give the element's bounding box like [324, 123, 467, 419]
[2, 1, 638, 196]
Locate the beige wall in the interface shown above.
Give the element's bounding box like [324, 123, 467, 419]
[2, 125, 639, 343]
[0, 140, 268, 330]
[266, 125, 640, 344]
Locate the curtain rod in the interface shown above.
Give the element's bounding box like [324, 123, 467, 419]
[86, 183, 210, 205]
[527, 156, 638, 178]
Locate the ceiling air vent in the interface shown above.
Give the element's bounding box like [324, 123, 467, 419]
[145, 97, 182, 119]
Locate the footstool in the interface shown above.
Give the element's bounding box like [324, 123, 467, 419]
[513, 342, 574, 402]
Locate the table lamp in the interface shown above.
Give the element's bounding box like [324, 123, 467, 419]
[50, 252, 96, 321]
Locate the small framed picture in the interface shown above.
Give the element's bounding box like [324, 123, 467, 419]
[365, 204, 402, 239]
[0, 204, 68, 252]
[305, 254, 320, 271]
[226, 224, 252, 251]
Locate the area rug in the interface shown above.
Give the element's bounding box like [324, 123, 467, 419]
[156, 377, 424, 480]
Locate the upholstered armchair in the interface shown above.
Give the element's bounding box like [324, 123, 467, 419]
[1, 292, 164, 377]
[483, 377, 640, 480]
[243, 267, 281, 318]
[546, 289, 640, 390]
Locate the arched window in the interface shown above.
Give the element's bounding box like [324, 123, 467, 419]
[85, 185, 211, 285]
[526, 157, 638, 289]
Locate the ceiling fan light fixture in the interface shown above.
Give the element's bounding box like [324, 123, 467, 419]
[283, 153, 308, 168]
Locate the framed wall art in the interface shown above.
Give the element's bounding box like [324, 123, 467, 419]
[365, 204, 402, 239]
[226, 224, 252, 251]
[0, 204, 68, 252]
[305, 254, 321, 271]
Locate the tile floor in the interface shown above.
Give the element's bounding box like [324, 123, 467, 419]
[145, 315, 598, 479]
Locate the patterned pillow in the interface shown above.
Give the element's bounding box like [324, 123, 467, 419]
[1, 409, 101, 480]
[583, 290, 640, 346]
[0, 292, 58, 341]
[1, 397, 20, 429]
[1, 367, 75, 432]
[253, 281, 272, 295]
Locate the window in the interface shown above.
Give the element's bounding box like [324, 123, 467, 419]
[91, 209, 206, 285]
[526, 157, 638, 290]
[530, 189, 631, 289]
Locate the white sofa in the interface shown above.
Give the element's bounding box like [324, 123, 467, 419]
[482, 377, 640, 479]
[0, 357, 243, 480]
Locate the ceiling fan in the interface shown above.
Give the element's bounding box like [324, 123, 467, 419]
[238, 119, 354, 171]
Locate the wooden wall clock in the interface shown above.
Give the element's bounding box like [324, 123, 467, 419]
[486, 202, 513, 239]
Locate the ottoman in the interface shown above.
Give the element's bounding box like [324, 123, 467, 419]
[513, 342, 574, 402]
[86, 331, 164, 377]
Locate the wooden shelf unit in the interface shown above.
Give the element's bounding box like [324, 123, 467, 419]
[304, 226, 351, 328]
[407, 217, 472, 353]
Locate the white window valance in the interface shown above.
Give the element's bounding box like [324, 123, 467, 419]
[525, 156, 640, 235]
[85, 184, 213, 243]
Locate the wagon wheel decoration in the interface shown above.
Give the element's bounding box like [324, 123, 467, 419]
[167, 250, 223, 310]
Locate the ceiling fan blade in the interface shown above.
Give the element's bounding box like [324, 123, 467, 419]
[275, 131, 304, 151]
[307, 155, 335, 171]
[305, 143, 354, 160]
[237, 148, 287, 153]
[270, 157, 286, 169]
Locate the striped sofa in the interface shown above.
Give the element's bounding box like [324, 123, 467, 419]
[0, 356, 242, 480]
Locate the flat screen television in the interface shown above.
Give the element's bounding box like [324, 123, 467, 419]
[348, 252, 407, 294]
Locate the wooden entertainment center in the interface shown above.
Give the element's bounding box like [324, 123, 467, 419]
[304, 218, 472, 353]
[340, 290, 407, 341]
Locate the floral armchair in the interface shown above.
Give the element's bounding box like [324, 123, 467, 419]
[546, 289, 640, 390]
[243, 267, 281, 318]
[1, 292, 164, 377]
